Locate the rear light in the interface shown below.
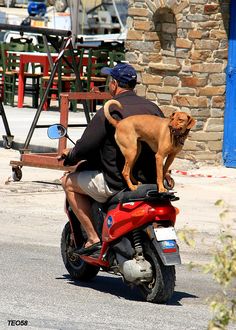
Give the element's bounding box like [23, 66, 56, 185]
[175, 207, 180, 215]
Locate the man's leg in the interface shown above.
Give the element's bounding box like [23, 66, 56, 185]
[61, 172, 100, 248]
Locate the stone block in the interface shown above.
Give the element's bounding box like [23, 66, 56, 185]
[212, 96, 225, 108]
[157, 93, 172, 102]
[160, 105, 179, 117]
[191, 63, 223, 73]
[176, 49, 190, 59]
[126, 30, 143, 41]
[191, 151, 221, 161]
[209, 73, 226, 86]
[205, 118, 224, 132]
[179, 88, 196, 95]
[143, 53, 162, 63]
[184, 140, 206, 151]
[195, 39, 219, 50]
[144, 32, 160, 41]
[210, 30, 227, 40]
[188, 30, 203, 39]
[178, 21, 193, 29]
[149, 86, 178, 93]
[173, 96, 208, 108]
[189, 131, 223, 141]
[208, 140, 222, 151]
[146, 0, 157, 13]
[191, 50, 212, 61]
[198, 86, 225, 96]
[135, 84, 146, 97]
[126, 41, 154, 52]
[163, 76, 180, 86]
[190, 108, 210, 117]
[128, 8, 149, 17]
[181, 76, 207, 87]
[125, 52, 139, 63]
[134, 20, 153, 31]
[210, 108, 224, 118]
[149, 62, 181, 71]
[213, 49, 228, 60]
[198, 21, 220, 29]
[176, 38, 192, 49]
[187, 14, 209, 22]
[146, 92, 156, 100]
[172, 1, 189, 14]
[142, 73, 162, 85]
[204, 4, 219, 14]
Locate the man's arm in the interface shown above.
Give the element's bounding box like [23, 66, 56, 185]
[63, 110, 106, 166]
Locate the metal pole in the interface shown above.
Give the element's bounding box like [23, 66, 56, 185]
[22, 37, 68, 152]
[71, 0, 80, 46]
[111, 0, 125, 31]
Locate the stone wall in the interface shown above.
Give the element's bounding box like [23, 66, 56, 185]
[125, 0, 230, 163]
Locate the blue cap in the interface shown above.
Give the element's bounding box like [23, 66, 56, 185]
[101, 63, 137, 86]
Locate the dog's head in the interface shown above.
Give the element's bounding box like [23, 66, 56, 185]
[169, 112, 196, 135]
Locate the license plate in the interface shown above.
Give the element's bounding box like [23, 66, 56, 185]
[154, 227, 177, 241]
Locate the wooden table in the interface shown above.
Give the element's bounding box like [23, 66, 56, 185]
[17, 52, 58, 108]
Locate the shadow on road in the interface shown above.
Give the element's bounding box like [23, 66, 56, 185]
[167, 291, 198, 306]
[58, 273, 198, 304]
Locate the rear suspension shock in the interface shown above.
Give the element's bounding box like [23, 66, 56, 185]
[133, 229, 143, 256]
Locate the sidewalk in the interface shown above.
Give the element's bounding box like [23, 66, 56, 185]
[0, 103, 88, 152]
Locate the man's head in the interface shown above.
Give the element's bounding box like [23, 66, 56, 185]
[101, 63, 137, 95]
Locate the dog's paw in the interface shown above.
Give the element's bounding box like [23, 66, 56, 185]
[129, 184, 139, 191]
[158, 186, 167, 193]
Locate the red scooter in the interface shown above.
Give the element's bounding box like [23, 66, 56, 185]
[48, 124, 181, 303]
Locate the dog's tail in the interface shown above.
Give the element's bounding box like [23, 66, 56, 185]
[104, 99, 123, 128]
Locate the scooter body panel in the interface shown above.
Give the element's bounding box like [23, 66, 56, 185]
[102, 201, 177, 243]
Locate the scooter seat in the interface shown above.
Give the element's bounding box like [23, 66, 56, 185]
[107, 184, 178, 208]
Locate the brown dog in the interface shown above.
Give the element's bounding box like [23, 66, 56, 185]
[104, 99, 196, 192]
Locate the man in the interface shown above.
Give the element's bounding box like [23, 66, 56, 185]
[61, 63, 165, 256]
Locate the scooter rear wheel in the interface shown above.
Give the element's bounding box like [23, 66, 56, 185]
[61, 222, 100, 281]
[138, 241, 176, 303]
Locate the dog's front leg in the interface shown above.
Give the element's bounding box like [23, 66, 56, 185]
[163, 153, 176, 179]
[155, 153, 166, 192]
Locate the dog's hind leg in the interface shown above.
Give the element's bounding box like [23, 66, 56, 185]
[130, 141, 142, 186]
[120, 142, 141, 191]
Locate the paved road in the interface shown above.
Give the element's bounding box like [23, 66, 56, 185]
[0, 147, 236, 329]
[0, 240, 219, 330]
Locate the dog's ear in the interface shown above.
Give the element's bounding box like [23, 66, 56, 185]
[187, 116, 196, 129]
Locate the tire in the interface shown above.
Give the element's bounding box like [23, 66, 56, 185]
[12, 167, 22, 182]
[138, 241, 176, 303]
[2, 136, 12, 149]
[61, 222, 100, 281]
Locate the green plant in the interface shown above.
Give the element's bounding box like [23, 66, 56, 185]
[177, 199, 236, 329]
[204, 200, 236, 329]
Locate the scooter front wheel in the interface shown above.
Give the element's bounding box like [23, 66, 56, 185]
[61, 222, 100, 281]
[138, 241, 176, 303]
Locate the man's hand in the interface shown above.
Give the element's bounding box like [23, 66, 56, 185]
[57, 148, 71, 161]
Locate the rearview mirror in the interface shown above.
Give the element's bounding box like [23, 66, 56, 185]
[47, 124, 67, 139]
